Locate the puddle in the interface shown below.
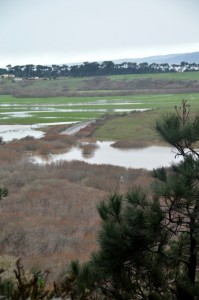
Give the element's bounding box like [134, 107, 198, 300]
[1, 112, 33, 118]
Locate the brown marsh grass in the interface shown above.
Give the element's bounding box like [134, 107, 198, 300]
[0, 133, 152, 281]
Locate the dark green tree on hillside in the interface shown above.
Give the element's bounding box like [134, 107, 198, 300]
[57, 100, 199, 300]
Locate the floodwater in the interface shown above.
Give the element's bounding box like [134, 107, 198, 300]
[0, 124, 181, 170]
[0, 122, 73, 142]
[0, 125, 45, 141]
[0, 101, 143, 108]
[0, 101, 151, 121]
[31, 141, 181, 170]
[0, 108, 149, 119]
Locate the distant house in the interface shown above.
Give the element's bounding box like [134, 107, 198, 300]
[0, 74, 15, 79]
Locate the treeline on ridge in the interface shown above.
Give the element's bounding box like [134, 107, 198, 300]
[1, 60, 199, 79]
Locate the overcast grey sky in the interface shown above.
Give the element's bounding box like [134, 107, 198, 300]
[0, 0, 199, 66]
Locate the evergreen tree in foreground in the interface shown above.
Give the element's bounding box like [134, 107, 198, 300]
[58, 100, 199, 300]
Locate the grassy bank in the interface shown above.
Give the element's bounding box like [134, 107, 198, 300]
[92, 109, 162, 142]
[1, 71, 199, 98]
[91, 95, 199, 143]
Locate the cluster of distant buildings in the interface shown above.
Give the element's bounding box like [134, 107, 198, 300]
[1, 74, 15, 79]
[0, 74, 40, 82]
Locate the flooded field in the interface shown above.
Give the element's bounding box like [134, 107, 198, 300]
[0, 123, 72, 141]
[0, 96, 153, 124]
[0, 95, 195, 168]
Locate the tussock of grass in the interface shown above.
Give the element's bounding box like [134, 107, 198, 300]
[111, 140, 150, 149]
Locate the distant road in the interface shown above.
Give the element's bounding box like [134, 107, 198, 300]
[62, 120, 95, 135]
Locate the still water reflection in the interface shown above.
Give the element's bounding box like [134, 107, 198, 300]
[31, 141, 181, 170]
[0, 124, 181, 170]
[0, 123, 73, 142]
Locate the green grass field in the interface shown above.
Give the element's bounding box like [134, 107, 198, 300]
[108, 71, 199, 81]
[92, 103, 199, 143]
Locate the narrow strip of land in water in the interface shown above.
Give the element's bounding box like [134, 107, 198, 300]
[62, 120, 95, 135]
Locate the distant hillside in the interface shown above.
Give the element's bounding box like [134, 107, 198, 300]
[113, 52, 199, 65]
